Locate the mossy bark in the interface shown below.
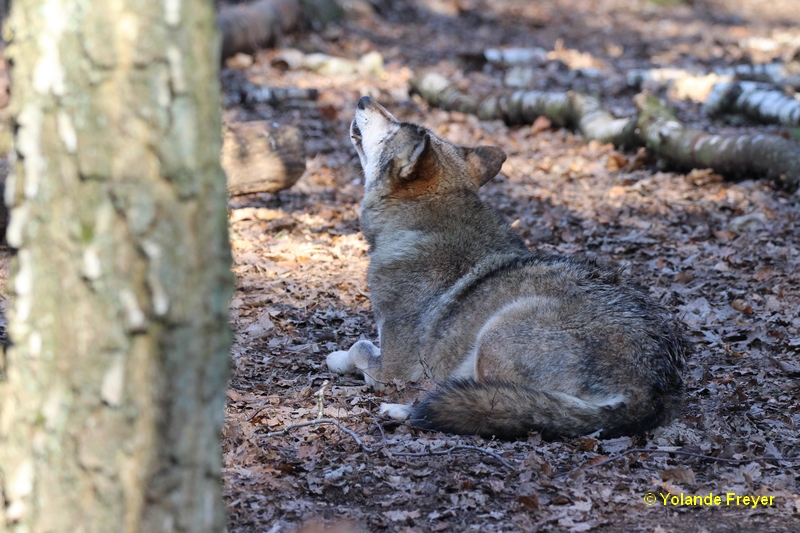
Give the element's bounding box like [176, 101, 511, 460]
[0, 0, 233, 531]
[412, 73, 800, 190]
[636, 93, 800, 189]
[410, 73, 640, 147]
[705, 81, 800, 127]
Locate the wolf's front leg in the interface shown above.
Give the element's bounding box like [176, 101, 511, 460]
[326, 340, 382, 387]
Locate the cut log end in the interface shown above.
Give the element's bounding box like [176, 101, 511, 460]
[222, 122, 306, 196]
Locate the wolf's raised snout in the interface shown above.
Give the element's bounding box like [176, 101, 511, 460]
[328, 99, 688, 440]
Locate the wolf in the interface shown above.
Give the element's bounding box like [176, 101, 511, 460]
[327, 96, 688, 439]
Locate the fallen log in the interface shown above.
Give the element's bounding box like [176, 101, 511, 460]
[217, 0, 304, 61]
[217, 0, 344, 61]
[635, 93, 800, 190]
[224, 83, 319, 108]
[705, 82, 800, 127]
[272, 49, 384, 76]
[628, 63, 800, 93]
[222, 121, 306, 196]
[722, 63, 800, 90]
[221, 70, 319, 108]
[483, 47, 548, 67]
[411, 73, 639, 147]
[627, 64, 800, 105]
[411, 73, 800, 190]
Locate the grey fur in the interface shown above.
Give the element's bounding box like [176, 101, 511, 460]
[328, 97, 688, 439]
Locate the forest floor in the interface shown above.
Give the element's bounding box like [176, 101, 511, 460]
[0, 0, 798, 532]
[87, 0, 800, 531]
[221, 0, 800, 532]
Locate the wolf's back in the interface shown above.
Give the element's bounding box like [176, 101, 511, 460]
[411, 378, 676, 440]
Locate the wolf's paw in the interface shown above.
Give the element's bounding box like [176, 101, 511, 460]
[326, 350, 354, 374]
[379, 403, 412, 420]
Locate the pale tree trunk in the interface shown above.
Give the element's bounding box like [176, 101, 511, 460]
[0, 0, 232, 532]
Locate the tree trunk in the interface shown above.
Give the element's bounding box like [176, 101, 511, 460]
[0, 0, 233, 532]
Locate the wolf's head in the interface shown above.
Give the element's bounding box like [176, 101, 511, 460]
[350, 97, 506, 198]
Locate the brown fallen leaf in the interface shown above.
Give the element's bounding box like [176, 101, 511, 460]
[606, 153, 627, 171]
[298, 519, 365, 533]
[516, 493, 540, 510]
[659, 465, 696, 486]
[608, 185, 627, 199]
[753, 266, 774, 282]
[531, 115, 553, 135]
[298, 442, 319, 459]
[551, 494, 572, 505]
[732, 299, 753, 315]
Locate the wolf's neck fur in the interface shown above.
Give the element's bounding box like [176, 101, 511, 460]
[362, 188, 528, 312]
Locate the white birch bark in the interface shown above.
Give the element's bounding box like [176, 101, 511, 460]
[0, 0, 232, 531]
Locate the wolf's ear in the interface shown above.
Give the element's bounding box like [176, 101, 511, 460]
[465, 146, 506, 187]
[397, 133, 433, 180]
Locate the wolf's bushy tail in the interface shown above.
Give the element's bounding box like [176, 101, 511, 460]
[410, 379, 668, 439]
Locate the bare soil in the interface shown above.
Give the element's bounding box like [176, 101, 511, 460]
[222, 1, 800, 531]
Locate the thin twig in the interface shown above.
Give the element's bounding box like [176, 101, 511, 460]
[264, 419, 514, 470]
[316, 380, 329, 420]
[560, 447, 800, 478]
[365, 409, 388, 447]
[246, 404, 270, 423]
[388, 444, 514, 470]
[265, 418, 373, 452]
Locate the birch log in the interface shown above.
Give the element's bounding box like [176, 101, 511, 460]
[412, 72, 800, 190]
[635, 93, 800, 189]
[411, 73, 640, 147]
[705, 82, 800, 127]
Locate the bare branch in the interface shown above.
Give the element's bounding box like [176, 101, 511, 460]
[389, 444, 514, 471]
[265, 418, 374, 452]
[263, 418, 514, 470]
